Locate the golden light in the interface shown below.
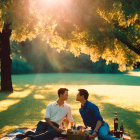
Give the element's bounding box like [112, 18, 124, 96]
[40, 0, 70, 6]
[43, 100, 56, 105]
[41, 0, 62, 5]
[34, 94, 45, 99]
[8, 89, 32, 98]
[0, 125, 18, 135]
[0, 89, 33, 112]
[40, 84, 140, 112]
[37, 0, 72, 15]
[0, 99, 20, 112]
[137, 119, 140, 125]
[126, 71, 140, 77]
[41, 109, 46, 115]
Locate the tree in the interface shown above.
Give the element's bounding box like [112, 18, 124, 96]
[0, 23, 12, 92]
[40, 0, 140, 71]
[0, 0, 140, 92]
[0, 0, 44, 92]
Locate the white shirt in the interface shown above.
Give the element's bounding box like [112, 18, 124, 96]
[45, 101, 73, 125]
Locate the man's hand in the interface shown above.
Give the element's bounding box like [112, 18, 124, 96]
[84, 125, 88, 129]
[55, 127, 63, 132]
[45, 118, 60, 132]
[92, 131, 98, 137]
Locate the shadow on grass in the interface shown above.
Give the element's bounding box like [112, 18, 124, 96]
[0, 91, 13, 101]
[0, 86, 139, 140]
[103, 103, 140, 139]
[0, 94, 44, 128]
[89, 94, 140, 140]
[0, 86, 55, 135]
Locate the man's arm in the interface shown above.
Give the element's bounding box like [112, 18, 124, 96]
[90, 105, 103, 136]
[45, 104, 62, 132]
[83, 122, 88, 129]
[66, 106, 74, 123]
[92, 120, 102, 136]
[45, 118, 62, 132]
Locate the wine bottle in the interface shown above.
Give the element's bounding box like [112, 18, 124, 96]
[120, 120, 124, 133]
[114, 112, 118, 131]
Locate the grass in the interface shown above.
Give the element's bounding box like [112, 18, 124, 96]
[0, 72, 140, 139]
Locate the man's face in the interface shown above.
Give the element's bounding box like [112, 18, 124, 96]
[61, 90, 68, 101]
[76, 93, 82, 101]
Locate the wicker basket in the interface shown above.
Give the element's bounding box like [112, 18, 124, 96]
[67, 133, 89, 140]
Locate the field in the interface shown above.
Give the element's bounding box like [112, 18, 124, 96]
[0, 72, 140, 139]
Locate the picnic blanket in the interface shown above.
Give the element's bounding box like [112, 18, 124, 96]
[0, 128, 32, 140]
[0, 128, 66, 140]
[0, 128, 132, 140]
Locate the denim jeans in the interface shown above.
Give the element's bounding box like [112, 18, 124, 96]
[98, 122, 119, 140]
[32, 121, 61, 140]
[34, 121, 54, 135]
[32, 129, 60, 140]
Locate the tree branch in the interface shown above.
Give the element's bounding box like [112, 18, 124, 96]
[113, 29, 140, 55]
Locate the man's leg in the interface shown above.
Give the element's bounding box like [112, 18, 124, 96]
[34, 121, 48, 135]
[17, 121, 49, 139]
[30, 129, 60, 140]
[98, 122, 119, 140]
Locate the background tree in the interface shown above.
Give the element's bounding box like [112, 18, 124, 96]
[0, 0, 140, 92]
[0, 0, 44, 92]
[38, 0, 140, 72]
[18, 38, 121, 73]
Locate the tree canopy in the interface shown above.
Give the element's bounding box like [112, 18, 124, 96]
[0, 0, 140, 71]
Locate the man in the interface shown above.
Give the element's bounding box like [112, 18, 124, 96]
[25, 88, 73, 140]
[76, 89, 118, 140]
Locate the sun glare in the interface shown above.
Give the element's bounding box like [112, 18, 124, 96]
[42, 0, 59, 5]
[40, 0, 69, 6]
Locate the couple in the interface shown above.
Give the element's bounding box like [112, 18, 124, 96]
[23, 88, 118, 140]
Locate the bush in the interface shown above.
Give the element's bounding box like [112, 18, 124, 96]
[12, 59, 33, 74]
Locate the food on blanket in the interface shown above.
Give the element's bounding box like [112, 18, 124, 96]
[84, 130, 90, 135]
[62, 118, 69, 130]
[88, 135, 94, 140]
[77, 130, 84, 134]
[61, 130, 67, 135]
[70, 122, 74, 129]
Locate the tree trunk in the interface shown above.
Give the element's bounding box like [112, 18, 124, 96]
[0, 23, 13, 92]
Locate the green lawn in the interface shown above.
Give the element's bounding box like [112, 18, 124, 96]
[0, 73, 140, 139]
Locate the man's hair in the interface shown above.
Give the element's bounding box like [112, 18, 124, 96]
[78, 89, 89, 100]
[58, 88, 68, 97]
